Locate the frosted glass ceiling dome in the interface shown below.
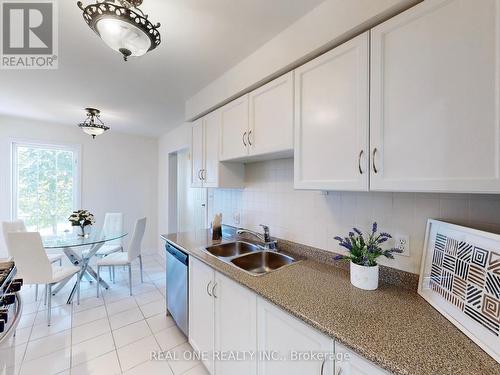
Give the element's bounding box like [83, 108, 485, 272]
[77, 0, 161, 61]
[77, 108, 110, 139]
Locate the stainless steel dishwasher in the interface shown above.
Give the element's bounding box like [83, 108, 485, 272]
[166, 242, 189, 336]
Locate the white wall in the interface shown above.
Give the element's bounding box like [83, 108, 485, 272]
[208, 159, 500, 274]
[186, 0, 420, 119]
[0, 115, 158, 258]
[157, 123, 191, 252]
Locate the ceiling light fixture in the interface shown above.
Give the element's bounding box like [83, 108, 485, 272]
[77, 0, 161, 61]
[78, 108, 110, 139]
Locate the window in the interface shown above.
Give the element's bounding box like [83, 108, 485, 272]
[11, 141, 81, 235]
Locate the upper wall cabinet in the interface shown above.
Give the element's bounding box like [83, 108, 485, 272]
[220, 95, 250, 161]
[370, 0, 500, 193]
[191, 118, 204, 188]
[191, 112, 244, 189]
[249, 72, 294, 159]
[294, 32, 370, 191]
[219, 73, 294, 162]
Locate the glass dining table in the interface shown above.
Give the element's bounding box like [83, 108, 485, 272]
[42, 230, 127, 304]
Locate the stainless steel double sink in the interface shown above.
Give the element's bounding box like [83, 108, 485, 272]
[204, 241, 298, 276]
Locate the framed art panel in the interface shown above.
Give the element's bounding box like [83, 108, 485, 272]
[419, 220, 500, 363]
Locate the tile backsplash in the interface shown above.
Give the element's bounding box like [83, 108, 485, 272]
[208, 158, 500, 274]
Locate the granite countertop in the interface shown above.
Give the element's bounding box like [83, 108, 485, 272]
[161, 230, 500, 375]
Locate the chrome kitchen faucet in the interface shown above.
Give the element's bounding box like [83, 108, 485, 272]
[237, 224, 277, 250]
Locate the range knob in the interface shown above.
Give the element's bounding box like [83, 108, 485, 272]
[5, 281, 22, 293]
[1, 294, 15, 306]
[0, 310, 7, 324]
[13, 278, 23, 286]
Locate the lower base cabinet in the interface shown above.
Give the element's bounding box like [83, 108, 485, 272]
[257, 298, 335, 375]
[189, 257, 391, 375]
[214, 272, 257, 375]
[189, 258, 215, 373]
[189, 258, 257, 375]
[335, 342, 390, 375]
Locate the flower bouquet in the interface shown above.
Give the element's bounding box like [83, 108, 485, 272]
[334, 222, 403, 290]
[68, 209, 95, 237]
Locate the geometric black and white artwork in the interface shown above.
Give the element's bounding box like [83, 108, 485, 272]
[419, 220, 500, 363]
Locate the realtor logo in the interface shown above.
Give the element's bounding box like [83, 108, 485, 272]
[1, 0, 58, 69]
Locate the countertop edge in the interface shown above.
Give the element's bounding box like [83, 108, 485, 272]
[161, 234, 499, 375]
[163, 235, 402, 373]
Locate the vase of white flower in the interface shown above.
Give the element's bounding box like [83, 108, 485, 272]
[334, 222, 403, 290]
[68, 210, 95, 238]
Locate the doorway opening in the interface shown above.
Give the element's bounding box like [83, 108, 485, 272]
[168, 148, 207, 233]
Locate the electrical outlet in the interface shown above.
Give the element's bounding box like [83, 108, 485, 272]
[394, 234, 410, 257]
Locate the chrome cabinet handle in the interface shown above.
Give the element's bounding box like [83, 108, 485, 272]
[248, 130, 253, 146]
[358, 150, 364, 174]
[206, 281, 212, 297]
[201, 169, 206, 180]
[212, 283, 218, 298]
[320, 358, 326, 375]
[198, 170, 203, 180]
[242, 132, 247, 146]
[372, 148, 378, 174]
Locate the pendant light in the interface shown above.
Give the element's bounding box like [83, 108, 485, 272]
[77, 0, 161, 61]
[78, 108, 109, 139]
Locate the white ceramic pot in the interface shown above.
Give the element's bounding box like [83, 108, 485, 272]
[350, 262, 379, 290]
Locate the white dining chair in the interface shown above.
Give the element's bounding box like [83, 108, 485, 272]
[96, 217, 146, 297]
[82, 213, 124, 282]
[95, 213, 124, 256]
[6, 232, 81, 326]
[2, 220, 64, 265]
[2, 220, 65, 301]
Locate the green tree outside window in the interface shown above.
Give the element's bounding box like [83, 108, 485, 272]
[15, 144, 77, 235]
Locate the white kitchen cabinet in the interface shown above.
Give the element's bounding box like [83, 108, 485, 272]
[294, 32, 370, 191]
[257, 298, 334, 375]
[219, 95, 249, 161]
[203, 110, 221, 187]
[189, 257, 215, 373]
[335, 342, 390, 375]
[191, 119, 204, 188]
[214, 273, 257, 375]
[370, 0, 500, 193]
[219, 73, 294, 162]
[249, 72, 294, 159]
[189, 258, 257, 375]
[191, 111, 244, 188]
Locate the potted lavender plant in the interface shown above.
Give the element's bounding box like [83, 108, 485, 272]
[334, 222, 402, 290]
[68, 210, 95, 237]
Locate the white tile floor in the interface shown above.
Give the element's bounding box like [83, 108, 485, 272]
[0, 254, 209, 375]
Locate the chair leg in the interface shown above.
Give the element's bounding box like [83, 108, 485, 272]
[128, 264, 132, 296]
[47, 284, 52, 326]
[59, 258, 62, 266]
[112, 266, 115, 284]
[139, 255, 144, 283]
[97, 266, 101, 298]
[75, 272, 81, 305]
[35, 284, 38, 301]
[109, 266, 112, 282]
[44, 285, 48, 306]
